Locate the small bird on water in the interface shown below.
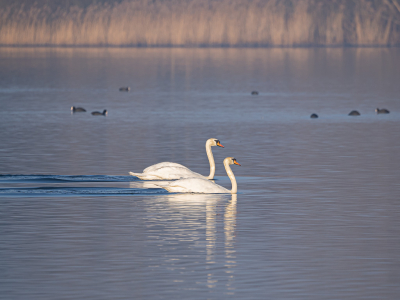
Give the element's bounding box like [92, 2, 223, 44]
[348, 110, 360, 116]
[310, 113, 318, 119]
[251, 91, 259, 95]
[92, 109, 107, 116]
[119, 87, 130, 92]
[71, 106, 86, 113]
[375, 108, 390, 114]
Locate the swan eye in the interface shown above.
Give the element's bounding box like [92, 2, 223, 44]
[232, 158, 241, 166]
[215, 140, 224, 148]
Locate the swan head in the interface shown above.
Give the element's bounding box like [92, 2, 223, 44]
[224, 157, 241, 166]
[208, 138, 224, 148]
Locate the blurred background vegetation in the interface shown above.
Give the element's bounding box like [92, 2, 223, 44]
[0, 0, 399, 46]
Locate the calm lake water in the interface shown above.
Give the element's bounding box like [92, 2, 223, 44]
[0, 47, 400, 299]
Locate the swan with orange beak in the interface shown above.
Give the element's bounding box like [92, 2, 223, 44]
[129, 138, 224, 180]
[156, 157, 241, 194]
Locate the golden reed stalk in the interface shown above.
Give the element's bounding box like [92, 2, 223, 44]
[0, 0, 399, 46]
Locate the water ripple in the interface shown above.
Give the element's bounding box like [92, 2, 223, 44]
[0, 186, 166, 197]
[0, 174, 138, 183]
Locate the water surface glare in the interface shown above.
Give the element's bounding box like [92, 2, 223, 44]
[0, 47, 400, 299]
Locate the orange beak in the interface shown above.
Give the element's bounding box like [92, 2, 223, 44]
[217, 141, 224, 148]
[234, 160, 241, 166]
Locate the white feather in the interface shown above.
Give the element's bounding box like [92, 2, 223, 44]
[129, 138, 223, 180]
[156, 157, 239, 194]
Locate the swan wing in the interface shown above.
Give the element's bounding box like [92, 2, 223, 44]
[162, 178, 230, 194]
[129, 181, 172, 189]
[132, 166, 206, 180]
[143, 162, 188, 173]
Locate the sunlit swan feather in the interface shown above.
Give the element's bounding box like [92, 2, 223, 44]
[129, 138, 224, 180]
[156, 157, 240, 194]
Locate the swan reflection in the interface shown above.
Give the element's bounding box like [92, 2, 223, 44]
[143, 193, 237, 293]
[206, 195, 217, 288]
[224, 194, 237, 294]
[206, 194, 237, 290]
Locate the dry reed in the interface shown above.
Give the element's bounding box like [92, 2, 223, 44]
[0, 0, 399, 46]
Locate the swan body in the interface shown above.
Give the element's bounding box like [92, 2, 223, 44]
[157, 157, 240, 194]
[130, 166, 205, 180]
[129, 138, 224, 180]
[161, 178, 230, 193]
[142, 162, 189, 173]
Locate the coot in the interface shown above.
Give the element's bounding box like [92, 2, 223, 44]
[92, 109, 107, 116]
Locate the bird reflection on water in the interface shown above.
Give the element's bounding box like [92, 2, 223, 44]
[206, 194, 237, 292]
[224, 194, 237, 294]
[144, 193, 237, 293]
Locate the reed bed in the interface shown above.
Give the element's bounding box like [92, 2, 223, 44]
[0, 0, 399, 46]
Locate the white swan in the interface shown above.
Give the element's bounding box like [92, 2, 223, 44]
[129, 138, 224, 180]
[156, 157, 240, 194]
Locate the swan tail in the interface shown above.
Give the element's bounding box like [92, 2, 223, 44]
[129, 172, 161, 180]
[161, 184, 189, 193]
[129, 171, 141, 177]
[152, 181, 170, 187]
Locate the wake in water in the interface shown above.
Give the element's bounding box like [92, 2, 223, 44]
[0, 174, 138, 183]
[0, 186, 166, 197]
[0, 174, 167, 196]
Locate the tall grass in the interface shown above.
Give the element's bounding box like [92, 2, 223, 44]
[0, 0, 399, 46]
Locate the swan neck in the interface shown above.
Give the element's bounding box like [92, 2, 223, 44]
[224, 160, 237, 194]
[206, 141, 215, 180]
